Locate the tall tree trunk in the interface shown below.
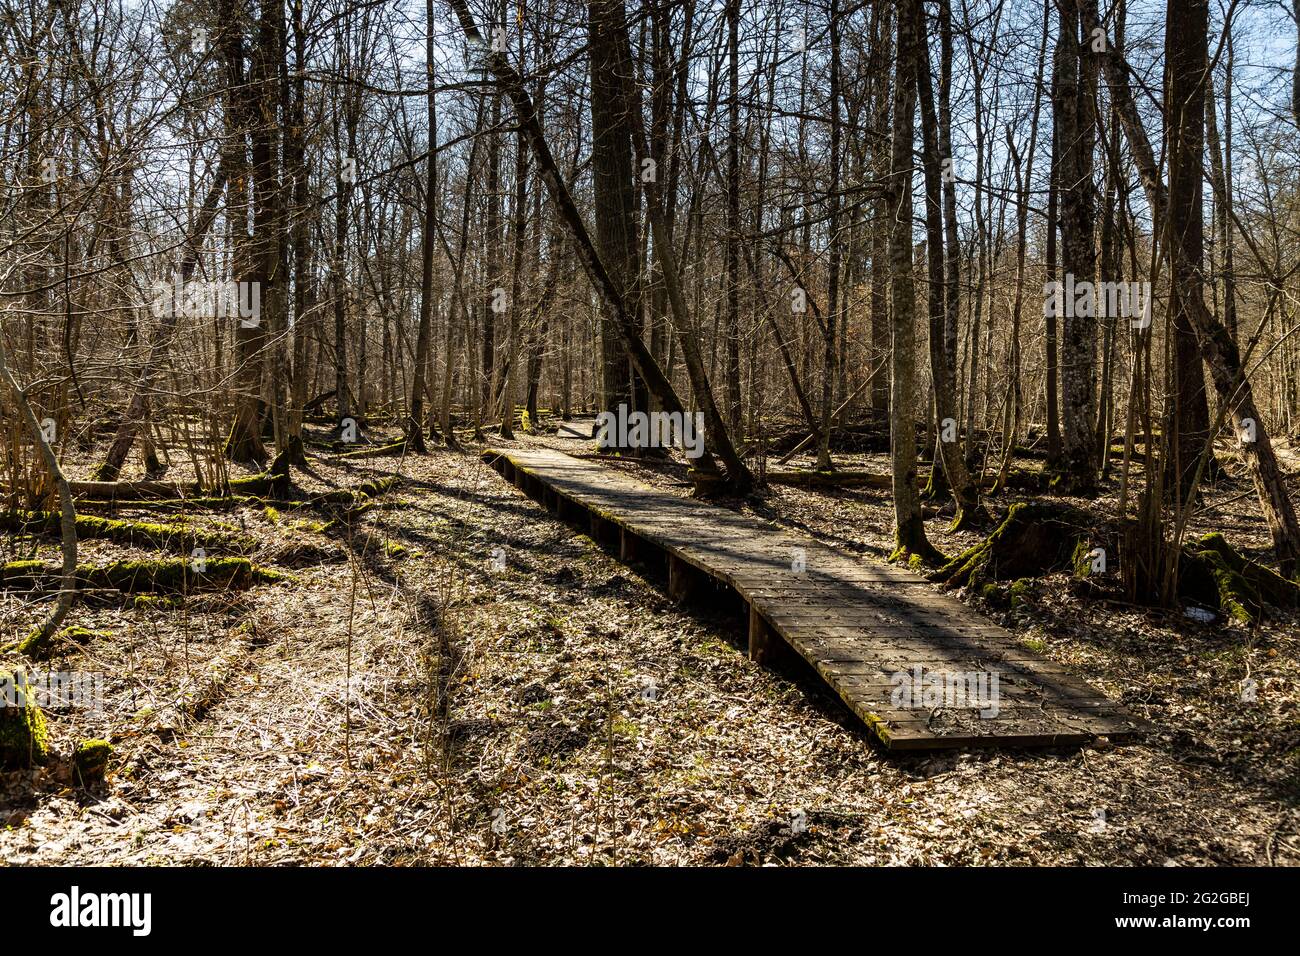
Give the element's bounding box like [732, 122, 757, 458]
[1205, 38, 1236, 343]
[994, 0, 1050, 492]
[888, 0, 942, 564]
[480, 89, 502, 438]
[1293, 0, 1300, 129]
[219, 0, 270, 466]
[1044, 70, 1062, 468]
[815, 0, 841, 471]
[285, 0, 312, 466]
[937, 0, 961, 438]
[331, 78, 358, 431]
[407, 0, 439, 452]
[1162, 0, 1211, 503]
[915, 0, 981, 527]
[499, 119, 529, 439]
[587, 0, 642, 441]
[869, 2, 893, 415]
[1052, 0, 1097, 490]
[724, 0, 742, 438]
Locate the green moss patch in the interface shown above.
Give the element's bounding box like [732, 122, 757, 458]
[1178, 533, 1300, 626]
[12, 624, 107, 661]
[4, 557, 287, 594]
[0, 669, 50, 768]
[0, 511, 248, 554]
[72, 739, 114, 783]
[132, 594, 184, 611]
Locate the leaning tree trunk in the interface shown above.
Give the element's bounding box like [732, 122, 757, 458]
[618, 8, 751, 492]
[1081, 0, 1300, 574]
[915, 0, 982, 528]
[446, 0, 748, 495]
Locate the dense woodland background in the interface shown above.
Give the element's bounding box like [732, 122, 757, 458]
[2, 0, 1300, 866]
[5, 0, 1300, 572]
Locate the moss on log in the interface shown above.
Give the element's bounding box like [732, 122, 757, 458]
[1178, 532, 1300, 625]
[336, 440, 408, 460]
[1197, 533, 1300, 608]
[311, 476, 402, 506]
[73, 450, 291, 501]
[73, 475, 401, 513]
[0, 669, 50, 768]
[2, 557, 287, 594]
[1, 511, 248, 553]
[80, 557, 286, 592]
[72, 496, 259, 513]
[10, 624, 107, 660]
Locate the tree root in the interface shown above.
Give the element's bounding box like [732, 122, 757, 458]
[933, 501, 1094, 590]
[1178, 532, 1300, 625]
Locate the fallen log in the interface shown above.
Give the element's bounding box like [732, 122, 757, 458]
[64, 450, 290, 501]
[1179, 532, 1300, 625]
[1, 557, 287, 594]
[1, 511, 249, 554]
[336, 439, 409, 460]
[765, 467, 1043, 492]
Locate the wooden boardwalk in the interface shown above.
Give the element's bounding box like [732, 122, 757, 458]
[483, 447, 1148, 750]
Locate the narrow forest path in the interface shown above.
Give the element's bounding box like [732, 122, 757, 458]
[483, 446, 1147, 748]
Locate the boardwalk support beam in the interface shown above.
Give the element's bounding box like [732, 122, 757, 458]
[668, 554, 698, 604]
[590, 513, 617, 549]
[748, 604, 777, 664]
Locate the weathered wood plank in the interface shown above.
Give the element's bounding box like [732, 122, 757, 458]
[483, 448, 1150, 750]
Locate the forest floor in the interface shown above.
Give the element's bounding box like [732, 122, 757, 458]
[2, 420, 1298, 865]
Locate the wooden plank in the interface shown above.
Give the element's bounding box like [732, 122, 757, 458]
[483, 448, 1150, 750]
